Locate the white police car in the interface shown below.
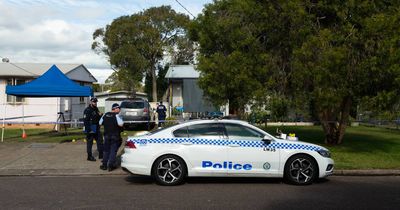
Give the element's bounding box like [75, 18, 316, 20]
[121, 120, 334, 185]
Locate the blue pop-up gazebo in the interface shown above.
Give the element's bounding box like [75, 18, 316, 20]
[2, 64, 93, 142]
[6, 64, 93, 97]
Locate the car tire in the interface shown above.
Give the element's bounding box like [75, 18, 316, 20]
[152, 155, 187, 186]
[284, 154, 318, 185]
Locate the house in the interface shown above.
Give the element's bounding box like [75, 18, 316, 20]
[94, 91, 147, 112]
[0, 63, 97, 126]
[165, 65, 227, 116]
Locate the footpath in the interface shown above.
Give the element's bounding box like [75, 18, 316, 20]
[0, 142, 399, 177]
[0, 142, 125, 176]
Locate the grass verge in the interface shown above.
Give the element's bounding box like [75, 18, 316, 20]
[263, 125, 400, 169]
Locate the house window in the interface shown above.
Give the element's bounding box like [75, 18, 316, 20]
[6, 78, 26, 103]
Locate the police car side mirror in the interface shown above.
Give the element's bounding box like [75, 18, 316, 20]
[262, 135, 272, 145]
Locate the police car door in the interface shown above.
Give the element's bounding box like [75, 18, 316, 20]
[225, 123, 280, 176]
[174, 123, 228, 176]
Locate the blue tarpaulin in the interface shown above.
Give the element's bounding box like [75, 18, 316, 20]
[6, 64, 93, 97]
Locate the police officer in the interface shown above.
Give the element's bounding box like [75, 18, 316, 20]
[99, 103, 124, 171]
[83, 97, 103, 161]
[156, 101, 167, 127]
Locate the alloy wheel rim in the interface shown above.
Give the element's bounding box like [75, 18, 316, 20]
[289, 158, 314, 183]
[157, 158, 182, 184]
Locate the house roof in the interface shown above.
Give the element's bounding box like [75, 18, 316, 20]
[0, 63, 97, 83]
[165, 65, 199, 79]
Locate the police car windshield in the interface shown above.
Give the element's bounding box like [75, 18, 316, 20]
[121, 101, 144, 109]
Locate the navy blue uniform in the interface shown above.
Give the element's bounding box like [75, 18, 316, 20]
[156, 104, 167, 127]
[83, 105, 103, 159]
[100, 112, 123, 170]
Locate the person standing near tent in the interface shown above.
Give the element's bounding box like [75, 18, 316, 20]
[99, 103, 124, 171]
[83, 98, 103, 161]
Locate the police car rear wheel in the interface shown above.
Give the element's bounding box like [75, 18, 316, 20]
[284, 154, 317, 185]
[153, 155, 186, 186]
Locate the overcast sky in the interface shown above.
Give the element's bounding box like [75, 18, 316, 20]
[0, 0, 212, 83]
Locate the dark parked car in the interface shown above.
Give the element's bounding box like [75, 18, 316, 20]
[207, 111, 224, 119]
[119, 99, 155, 130]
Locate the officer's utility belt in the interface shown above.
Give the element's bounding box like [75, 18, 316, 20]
[104, 133, 121, 138]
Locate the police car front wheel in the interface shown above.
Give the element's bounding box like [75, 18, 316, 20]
[152, 155, 187, 186]
[284, 154, 318, 185]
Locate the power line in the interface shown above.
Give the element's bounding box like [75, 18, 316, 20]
[174, 0, 196, 18]
[0, 56, 37, 75]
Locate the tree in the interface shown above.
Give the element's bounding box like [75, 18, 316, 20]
[91, 83, 101, 92]
[145, 64, 170, 102]
[292, 1, 400, 144]
[190, 0, 309, 114]
[104, 71, 143, 92]
[92, 6, 191, 101]
[192, 0, 400, 145]
[168, 36, 196, 65]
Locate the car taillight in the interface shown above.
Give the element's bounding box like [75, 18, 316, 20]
[125, 141, 136, 149]
[143, 107, 148, 113]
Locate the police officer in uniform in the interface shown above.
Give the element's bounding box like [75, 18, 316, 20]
[99, 103, 124, 171]
[156, 101, 167, 127]
[83, 98, 103, 161]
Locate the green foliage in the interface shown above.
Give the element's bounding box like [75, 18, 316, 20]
[269, 95, 289, 122]
[145, 65, 169, 102]
[191, 0, 310, 114]
[163, 116, 178, 128]
[168, 36, 195, 65]
[92, 6, 192, 101]
[193, 0, 400, 144]
[247, 109, 269, 124]
[91, 83, 101, 92]
[292, 1, 400, 144]
[105, 71, 141, 92]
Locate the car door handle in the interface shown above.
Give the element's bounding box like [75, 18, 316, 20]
[228, 144, 240, 147]
[182, 142, 193, 145]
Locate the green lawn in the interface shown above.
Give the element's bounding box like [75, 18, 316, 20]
[263, 125, 400, 169]
[1, 125, 399, 170]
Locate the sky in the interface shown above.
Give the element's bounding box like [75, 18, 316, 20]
[0, 0, 212, 83]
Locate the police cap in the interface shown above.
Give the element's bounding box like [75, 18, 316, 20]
[112, 103, 120, 110]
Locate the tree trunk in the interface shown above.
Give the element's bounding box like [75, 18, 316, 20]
[151, 65, 157, 102]
[319, 97, 352, 145]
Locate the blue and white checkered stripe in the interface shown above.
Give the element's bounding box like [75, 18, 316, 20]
[131, 138, 321, 151]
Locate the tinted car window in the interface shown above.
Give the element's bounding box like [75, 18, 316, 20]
[188, 123, 225, 137]
[224, 123, 263, 139]
[120, 101, 145, 109]
[173, 127, 188, 137]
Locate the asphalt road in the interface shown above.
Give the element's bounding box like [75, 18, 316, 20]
[0, 175, 399, 210]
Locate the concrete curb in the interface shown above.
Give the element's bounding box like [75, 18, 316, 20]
[0, 168, 127, 177]
[334, 169, 400, 176]
[1, 169, 399, 177]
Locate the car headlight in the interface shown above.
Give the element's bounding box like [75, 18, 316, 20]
[317, 149, 331, 158]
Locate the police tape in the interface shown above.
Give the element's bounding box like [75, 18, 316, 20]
[2, 120, 398, 125]
[1, 120, 179, 125]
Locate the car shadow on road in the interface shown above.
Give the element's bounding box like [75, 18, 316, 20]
[186, 177, 284, 184]
[124, 175, 154, 185]
[124, 175, 284, 185]
[124, 175, 331, 185]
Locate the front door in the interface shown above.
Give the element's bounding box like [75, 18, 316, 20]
[224, 123, 280, 176]
[174, 123, 228, 176]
